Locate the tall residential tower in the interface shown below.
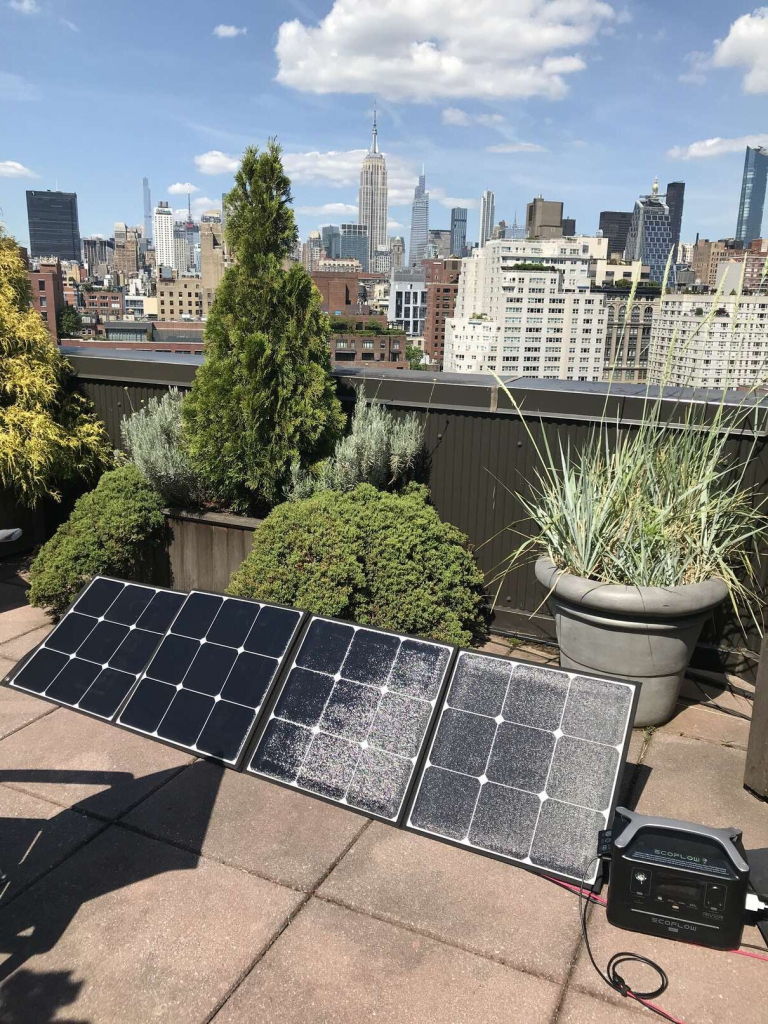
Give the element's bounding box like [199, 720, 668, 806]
[479, 190, 495, 248]
[142, 178, 153, 242]
[624, 179, 672, 283]
[358, 111, 388, 267]
[450, 207, 467, 256]
[735, 146, 768, 247]
[409, 170, 429, 266]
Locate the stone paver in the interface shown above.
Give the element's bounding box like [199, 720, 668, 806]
[319, 821, 582, 983]
[569, 900, 767, 1024]
[125, 759, 370, 891]
[0, 783, 103, 902]
[0, 623, 51, 664]
[212, 898, 561, 1024]
[0, 685, 54, 740]
[662, 701, 751, 750]
[0, 825, 304, 1024]
[636, 732, 768, 848]
[0, 585, 50, 641]
[557, 990, 645, 1021]
[0, 707, 193, 820]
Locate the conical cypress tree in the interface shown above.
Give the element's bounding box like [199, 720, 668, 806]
[182, 140, 345, 513]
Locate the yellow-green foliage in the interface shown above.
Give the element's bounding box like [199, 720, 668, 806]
[0, 230, 110, 506]
[228, 483, 489, 647]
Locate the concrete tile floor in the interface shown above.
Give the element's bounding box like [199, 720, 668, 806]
[0, 571, 766, 1023]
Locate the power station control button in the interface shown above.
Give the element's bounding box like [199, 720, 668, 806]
[705, 883, 727, 912]
[631, 869, 652, 896]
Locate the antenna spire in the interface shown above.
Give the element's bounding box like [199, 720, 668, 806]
[371, 102, 378, 154]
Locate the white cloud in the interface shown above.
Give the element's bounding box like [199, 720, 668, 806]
[431, 190, 478, 210]
[194, 150, 241, 174]
[679, 50, 712, 85]
[486, 142, 546, 153]
[713, 8, 768, 93]
[295, 202, 358, 216]
[0, 72, 39, 101]
[387, 220, 403, 230]
[442, 108, 506, 128]
[283, 148, 417, 205]
[276, 0, 617, 102]
[442, 107, 471, 125]
[0, 159, 37, 178]
[60, 18, 79, 32]
[213, 24, 247, 38]
[8, 0, 39, 13]
[168, 182, 200, 195]
[667, 134, 768, 160]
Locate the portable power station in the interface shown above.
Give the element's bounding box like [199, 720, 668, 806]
[605, 807, 751, 951]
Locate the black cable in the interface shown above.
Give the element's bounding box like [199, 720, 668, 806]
[578, 857, 680, 1023]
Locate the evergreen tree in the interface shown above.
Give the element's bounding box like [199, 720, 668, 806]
[183, 140, 345, 513]
[57, 303, 82, 338]
[0, 229, 110, 506]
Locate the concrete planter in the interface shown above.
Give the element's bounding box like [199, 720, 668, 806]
[534, 556, 729, 727]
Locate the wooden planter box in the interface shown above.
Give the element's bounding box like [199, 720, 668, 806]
[164, 509, 262, 594]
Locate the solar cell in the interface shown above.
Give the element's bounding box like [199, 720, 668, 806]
[246, 617, 454, 822]
[117, 592, 303, 765]
[406, 653, 637, 883]
[6, 578, 184, 721]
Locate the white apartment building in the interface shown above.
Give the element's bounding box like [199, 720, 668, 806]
[648, 294, 768, 388]
[388, 268, 427, 336]
[444, 237, 609, 380]
[153, 203, 174, 272]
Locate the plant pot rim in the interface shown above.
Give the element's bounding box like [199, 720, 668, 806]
[535, 555, 729, 617]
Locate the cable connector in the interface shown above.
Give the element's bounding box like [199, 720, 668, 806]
[745, 893, 767, 915]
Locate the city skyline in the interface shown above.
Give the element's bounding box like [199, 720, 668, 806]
[2, 3, 768, 250]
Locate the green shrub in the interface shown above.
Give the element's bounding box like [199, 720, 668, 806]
[28, 465, 166, 615]
[288, 387, 424, 499]
[121, 388, 204, 506]
[228, 483, 488, 646]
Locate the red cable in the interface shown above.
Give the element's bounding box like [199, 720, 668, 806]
[630, 993, 687, 1023]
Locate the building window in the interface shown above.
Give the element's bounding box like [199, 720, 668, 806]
[38, 280, 46, 291]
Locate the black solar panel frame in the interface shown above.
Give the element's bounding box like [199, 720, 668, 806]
[242, 613, 459, 825]
[114, 588, 309, 770]
[402, 650, 640, 886]
[1, 576, 186, 724]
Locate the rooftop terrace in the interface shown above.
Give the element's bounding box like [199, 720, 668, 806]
[0, 559, 765, 1024]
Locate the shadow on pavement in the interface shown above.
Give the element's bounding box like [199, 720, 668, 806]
[0, 762, 224, 1024]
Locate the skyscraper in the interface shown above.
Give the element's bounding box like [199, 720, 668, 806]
[26, 190, 81, 261]
[526, 196, 564, 239]
[450, 207, 467, 256]
[624, 179, 673, 283]
[153, 201, 174, 270]
[321, 225, 341, 260]
[598, 211, 633, 257]
[389, 236, 405, 271]
[113, 223, 140, 278]
[409, 170, 429, 266]
[479, 190, 495, 248]
[340, 223, 369, 271]
[735, 146, 768, 247]
[143, 178, 153, 242]
[665, 182, 685, 253]
[358, 111, 388, 266]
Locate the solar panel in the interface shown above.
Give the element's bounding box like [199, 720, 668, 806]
[246, 616, 454, 822]
[6, 578, 184, 720]
[117, 591, 303, 766]
[406, 652, 637, 883]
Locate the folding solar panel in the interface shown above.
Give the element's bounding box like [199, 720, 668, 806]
[406, 652, 638, 883]
[6, 578, 185, 721]
[246, 616, 454, 822]
[117, 591, 303, 766]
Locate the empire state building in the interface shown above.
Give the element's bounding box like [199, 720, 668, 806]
[358, 111, 388, 267]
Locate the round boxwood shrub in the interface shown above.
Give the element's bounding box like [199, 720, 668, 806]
[228, 483, 488, 646]
[28, 464, 166, 615]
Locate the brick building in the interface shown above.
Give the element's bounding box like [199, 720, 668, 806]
[423, 257, 462, 365]
[28, 258, 65, 342]
[82, 288, 124, 321]
[328, 313, 407, 368]
[157, 278, 203, 321]
[310, 271, 364, 315]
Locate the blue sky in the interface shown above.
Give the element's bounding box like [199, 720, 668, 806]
[2, 1, 768, 250]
